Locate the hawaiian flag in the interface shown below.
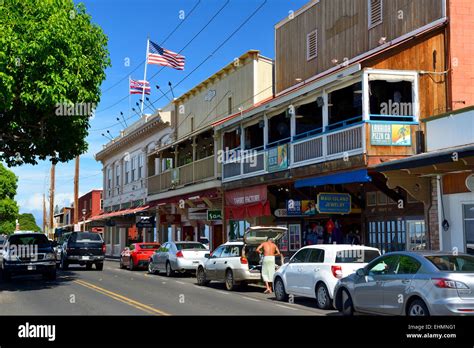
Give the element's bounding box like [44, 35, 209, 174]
[129, 78, 151, 95]
[147, 40, 185, 70]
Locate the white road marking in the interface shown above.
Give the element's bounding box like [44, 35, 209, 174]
[241, 296, 260, 302]
[175, 281, 186, 285]
[275, 304, 298, 311]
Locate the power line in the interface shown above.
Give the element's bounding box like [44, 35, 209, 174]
[149, 0, 268, 107]
[99, 0, 202, 96]
[91, 0, 234, 131]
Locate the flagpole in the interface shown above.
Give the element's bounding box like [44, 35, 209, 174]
[140, 37, 149, 116]
[128, 75, 132, 122]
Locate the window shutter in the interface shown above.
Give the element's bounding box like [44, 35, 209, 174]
[369, 0, 383, 28]
[306, 29, 318, 61]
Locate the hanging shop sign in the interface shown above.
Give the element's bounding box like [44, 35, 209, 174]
[207, 209, 222, 221]
[285, 200, 316, 216]
[136, 216, 155, 228]
[370, 124, 411, 146]
[317, 193, 352, 214]
[267, 144, 289, 172]
[188, 208, 208, 220]
[160, 214, 181, 224]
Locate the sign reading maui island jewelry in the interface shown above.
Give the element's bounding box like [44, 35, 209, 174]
[370, 124, 411, 146]
[317, 193, 351, 214]
[267, 144, 289, 172]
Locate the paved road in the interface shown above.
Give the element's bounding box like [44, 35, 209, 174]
[0, 261, 338, 316]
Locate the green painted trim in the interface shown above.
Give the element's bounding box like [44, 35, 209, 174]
[422, 105, 474, 123]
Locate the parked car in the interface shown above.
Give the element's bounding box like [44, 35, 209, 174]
[120, 243, 160, 270]
[196, 226, 286, 291]
[0, 232, 56, 281]
[148, 241, 208, 276]
[199, 237, 210, 250]
[54, 233, 71, 268]
[333, 251, 474, 316]
[60, 231, 105, 270]
[273, 244, 380, 309]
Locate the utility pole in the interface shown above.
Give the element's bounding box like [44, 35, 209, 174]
[49, 164, 55, 238]
[74, 156, 79, 226]
[42, 193, 47, 234]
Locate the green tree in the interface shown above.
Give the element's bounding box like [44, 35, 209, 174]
[0, 0, 111, 166]
[0, 163, 19, 234]
[18, 213, 41, 232]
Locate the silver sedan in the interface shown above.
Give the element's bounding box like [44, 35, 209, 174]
[333, 251, 474, 316]
[148, 241, 208, 277]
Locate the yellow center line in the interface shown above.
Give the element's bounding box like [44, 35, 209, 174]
[73, 279, 170, 316]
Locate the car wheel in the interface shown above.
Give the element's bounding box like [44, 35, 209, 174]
[148, 260, 156, 274]
[341, 289, 354, 316]
[119, 258, 125, 269]
[197, 267, 209, 286]
[165, 261, 173, 277]
[96, 262, 104, 271]
[129, 259, 135, 271]
[274, 277, 289, 302]
[225, 270, 236, 291]
[408, 299, 430, 316]
[316, 283, 332, 310]
[61, 257, 69, 270]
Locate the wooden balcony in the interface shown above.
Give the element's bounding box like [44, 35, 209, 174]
[148, 155, 215, 194]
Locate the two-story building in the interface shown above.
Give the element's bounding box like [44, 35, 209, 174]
[94, 108, 172, 256]
[78, 189, 104, 234]
[215, 0, 474, 254]
[377, 106, 474, 255]
[146, 50, 273, 250]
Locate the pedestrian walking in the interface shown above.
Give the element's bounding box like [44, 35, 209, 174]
[256, 237, 281, 294]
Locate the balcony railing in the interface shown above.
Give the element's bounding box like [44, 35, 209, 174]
[148, 155, 215, 195]
[222, 122, 366, 182]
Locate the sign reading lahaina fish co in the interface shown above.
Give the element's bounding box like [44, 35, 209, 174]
[317, 193, 351, 214]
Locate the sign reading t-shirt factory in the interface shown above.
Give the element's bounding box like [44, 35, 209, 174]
[317, 193, 351, 214]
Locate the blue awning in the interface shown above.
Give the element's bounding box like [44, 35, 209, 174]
[295, 169, 372, 188]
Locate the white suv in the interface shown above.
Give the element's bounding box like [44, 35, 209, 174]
[273, 244, 380, 309]
[196, 226, 286, 291]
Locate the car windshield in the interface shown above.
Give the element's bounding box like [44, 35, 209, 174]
[426, 255, 474, 272]
[336, 249, 380, 263]
[70, 232, 103, 242]
[139, 244, 160, 249]
[176, 243, 206, 250]
[8, 234, 50, 247]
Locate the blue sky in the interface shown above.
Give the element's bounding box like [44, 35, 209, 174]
[10, 0, 309, 228]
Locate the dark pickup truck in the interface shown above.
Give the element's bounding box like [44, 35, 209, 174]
[60, 232, 105, 270]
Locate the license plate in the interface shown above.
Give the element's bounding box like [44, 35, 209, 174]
[82, 256, 90, 260]
[27, 265, 36, 271]
[193, 261, 199, 264]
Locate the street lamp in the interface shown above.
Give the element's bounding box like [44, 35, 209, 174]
[82, 208, 86, 232]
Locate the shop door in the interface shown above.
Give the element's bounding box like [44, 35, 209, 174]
[212, 225, 224, 251]
[182, 226, 194, 241]
[464, 204, 474, 255]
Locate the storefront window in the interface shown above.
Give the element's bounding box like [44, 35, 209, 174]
[406, 220, 426, 251]
[277, 224, 288, 252]
[289, 224, 301, 251]
[463, 204, 474, 255]
[368, 219, 407, 253]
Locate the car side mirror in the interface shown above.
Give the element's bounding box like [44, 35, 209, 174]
[204, 253, 210, 259]
[356, 268, 366, 277]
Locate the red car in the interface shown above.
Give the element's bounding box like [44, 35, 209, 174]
[120, 243, 160, 271]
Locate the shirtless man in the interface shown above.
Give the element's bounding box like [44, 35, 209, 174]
[256, 237, 281, 294]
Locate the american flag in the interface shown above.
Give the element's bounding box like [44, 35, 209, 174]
[129, 78, 151, 95]
[147, 40, 185, 70]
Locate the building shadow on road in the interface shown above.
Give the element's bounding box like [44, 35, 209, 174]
[0, 269, 78, 293]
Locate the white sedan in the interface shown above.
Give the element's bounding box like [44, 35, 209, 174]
[273, 244, 380, 309]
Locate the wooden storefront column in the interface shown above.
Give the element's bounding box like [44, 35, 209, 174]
[382, 170, 433, 249]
